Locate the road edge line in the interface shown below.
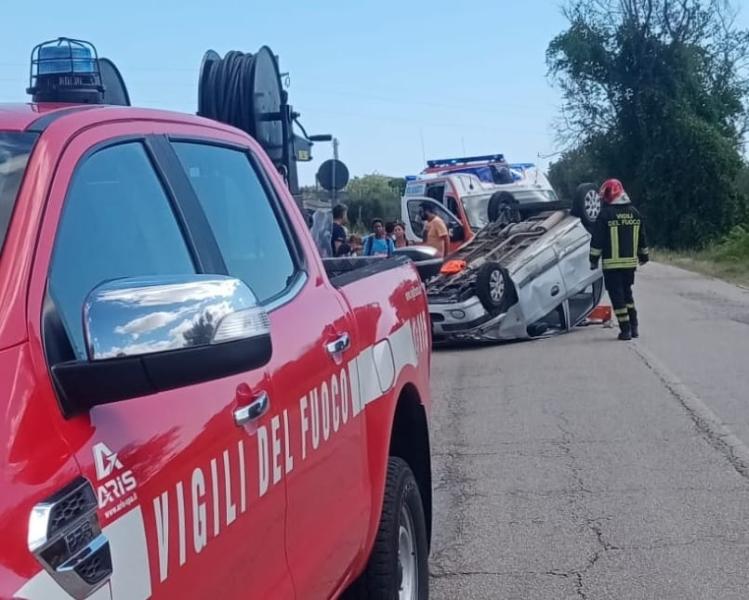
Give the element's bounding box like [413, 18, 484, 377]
[630, 342, 749, 479]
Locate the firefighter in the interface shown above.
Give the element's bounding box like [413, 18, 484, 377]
[589, 179, 649, 340]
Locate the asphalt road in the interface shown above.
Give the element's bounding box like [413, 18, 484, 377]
[428, 262, 749, 600]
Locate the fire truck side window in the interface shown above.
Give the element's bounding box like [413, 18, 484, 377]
[173, 142, 297, 304]
[48, 142, 196, 360]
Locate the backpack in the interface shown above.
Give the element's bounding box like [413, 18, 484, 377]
[364, 235, 394, 257]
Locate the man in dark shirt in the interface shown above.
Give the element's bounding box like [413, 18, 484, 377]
[331, 203, 349, 256]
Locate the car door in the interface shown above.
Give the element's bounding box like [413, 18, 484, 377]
[519, 243, 567, 327]
[167, 138, 370, 599]
[554, 220, 599, 298]
[406, 197, 466, 250]
[27, 127, 294, 599]
[553, 220, 603, 326]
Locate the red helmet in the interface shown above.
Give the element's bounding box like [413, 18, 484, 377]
[599, 179, 625, 204]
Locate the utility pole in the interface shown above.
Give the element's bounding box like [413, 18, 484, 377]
[331, 137, 339, 204]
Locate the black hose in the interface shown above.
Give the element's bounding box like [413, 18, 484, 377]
[198, 50, 258, 138]
[197, 48, 306, 196]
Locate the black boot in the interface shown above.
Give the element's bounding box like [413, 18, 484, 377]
[618, 322, 632, 341]
[629, 309, 639, 338]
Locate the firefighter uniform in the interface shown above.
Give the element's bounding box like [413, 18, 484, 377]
[589, 190, 649, 340]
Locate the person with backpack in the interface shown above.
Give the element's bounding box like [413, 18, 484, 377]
[363, 218, 395, 257]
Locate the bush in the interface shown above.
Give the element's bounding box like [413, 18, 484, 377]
[708, 225, 749, 264]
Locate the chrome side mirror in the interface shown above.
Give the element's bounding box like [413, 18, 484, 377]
[84, 275, 269, 360]
[52, 275, 272, 416]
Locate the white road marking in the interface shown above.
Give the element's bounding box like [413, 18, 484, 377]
[631, 342, 749, 478]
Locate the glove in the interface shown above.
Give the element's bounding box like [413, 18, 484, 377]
[590, 260, 599, 271]
[639, 255, 649, 266]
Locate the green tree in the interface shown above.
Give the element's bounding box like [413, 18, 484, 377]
[547, 0, 749, 248]
[344, 174, 403, 231]
[548, 138, 603, 201]
[738, 164, 749, 201]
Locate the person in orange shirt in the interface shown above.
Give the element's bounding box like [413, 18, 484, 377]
[421, 202, 449, 257]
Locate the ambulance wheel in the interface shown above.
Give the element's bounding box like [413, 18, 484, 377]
[572, 183, 600, 232]
[488, 191, 520, 226]
[475, 262, 512, 313]
[344, 457, 429, 600]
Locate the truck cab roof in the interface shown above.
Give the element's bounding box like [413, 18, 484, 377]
[0, 102, 235, 133]
[0, 103, 75, 130]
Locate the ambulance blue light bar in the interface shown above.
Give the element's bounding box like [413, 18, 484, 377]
[426, 154, 506, 168]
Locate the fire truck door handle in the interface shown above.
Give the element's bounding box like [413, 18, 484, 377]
[234, 392, 270, 426]
[326, 333, 351, 356]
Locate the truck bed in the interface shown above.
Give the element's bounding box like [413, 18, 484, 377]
[322, 255, 412, 288]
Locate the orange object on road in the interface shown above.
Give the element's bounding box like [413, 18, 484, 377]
[588, 304, 612, 323]
[440, 259, 467, 275]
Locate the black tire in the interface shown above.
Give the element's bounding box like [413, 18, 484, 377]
[344, 457, 429, 599]
[572, 183, 600, 232]
[475, 262, 512, 313]
[487, 191, 520, 225]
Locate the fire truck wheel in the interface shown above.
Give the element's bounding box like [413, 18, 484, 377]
[343, 457, 429, 600]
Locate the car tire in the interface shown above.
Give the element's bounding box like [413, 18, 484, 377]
[344, 457, 429, 600]
[572, 183, 600, 232]
[475, 262, 512, 313]
[487, 191, 520, 225]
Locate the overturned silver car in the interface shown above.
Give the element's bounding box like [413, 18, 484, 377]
[404, 210, 604, 343]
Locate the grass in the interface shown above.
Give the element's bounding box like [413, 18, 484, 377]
[654, 225, 749, 288]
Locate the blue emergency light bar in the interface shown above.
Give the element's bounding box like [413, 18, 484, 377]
[27, 37, 104, 104]
[426, 154, 506, 168]
[509, 163, 536, 170]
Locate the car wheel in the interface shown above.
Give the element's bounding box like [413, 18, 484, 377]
[344, 457, 429, 600]
[572, 183, 600, 231]
[487, 191, 520, 226]
[475, 262, 511, 313]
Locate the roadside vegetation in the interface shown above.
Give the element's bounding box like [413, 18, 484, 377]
[655, 164, 749, 286]
[655, 225, 749, 287]
[302, 174, 406, 232]
[547, 0, 749, 259]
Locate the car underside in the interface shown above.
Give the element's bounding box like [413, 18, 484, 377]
[423, 210, 604, 343]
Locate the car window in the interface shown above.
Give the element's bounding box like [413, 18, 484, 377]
[428, 201, 459, 227]
[172, 142, 296, 303]
[407, 199, 426, 238]
[0, 132, 37, 257]
[407, 198, 459, 240]
[445, 196, 460, 217]
[49, 142, 196, 360]
[425, 183, 445, 203]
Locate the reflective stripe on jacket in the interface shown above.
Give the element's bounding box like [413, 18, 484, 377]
[589, 201, 649, 270]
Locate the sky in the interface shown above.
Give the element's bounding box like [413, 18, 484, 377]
[2, 1, 747, 185]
